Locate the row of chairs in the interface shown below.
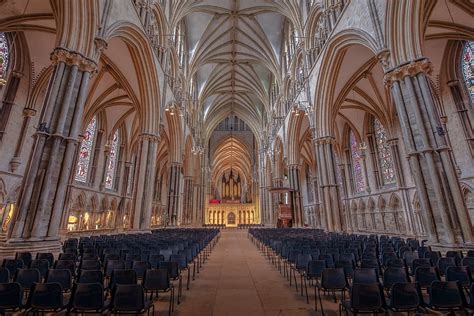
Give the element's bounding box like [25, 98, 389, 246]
[249, 228, 474, 315]
[0, 228, 220, 315]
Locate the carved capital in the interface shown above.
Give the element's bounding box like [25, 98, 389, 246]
[384, 58, 432, 86]
[22, 107, 37, 117]
[313, 136, 336, 145]
[50, 47, 98, 73]
[138, 133, 160, 143]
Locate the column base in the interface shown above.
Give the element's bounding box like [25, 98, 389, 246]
[428, 242, 474, 252]
[0, 239, 62, 258]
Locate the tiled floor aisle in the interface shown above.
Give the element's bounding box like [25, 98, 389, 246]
[160, 229, 323, 316]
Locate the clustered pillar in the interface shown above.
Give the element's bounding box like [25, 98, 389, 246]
[287, 164, 304, 227]
[167, 162, 182, 226]
[385, 58, 473, 245]
[314, 136, 342, 232]
[131, 133, 159, 230]
[6, 48, 97, 253]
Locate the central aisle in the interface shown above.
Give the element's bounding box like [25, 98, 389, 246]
[174, 229, 317, 316]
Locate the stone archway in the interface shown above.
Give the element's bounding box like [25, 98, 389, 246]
[227, 212, 236, 226]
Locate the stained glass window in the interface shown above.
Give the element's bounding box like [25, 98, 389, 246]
[462, 41, 474, 102]
[75, 116, 97, 182]
[374, 118, 396, 185]
[0, 33, 9, 85]
[350, 130, 365, 193]
[105, 130, 119, 190]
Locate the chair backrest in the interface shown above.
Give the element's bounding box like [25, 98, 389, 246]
[307, 260, 326, 278]
[143, 268, 171, 291]
[353, 268, 378, 284]
[14, 268, 40, 290]
[27, 282, 63, 309]
[390, 282, 421, 310]
[318, 254, 335, 268]
[350, 283, 385, 311]
[105, 260, 125, 277]
[148, 254, 165, 269]
[0, 267, 10, 283]
[54, 260, 76, 276]
[15, 252, 32, 267]
[58, 253, 77, 262]
[321, 268, 347, 290]
[0, 282, 23, 309]
[111, 284, 145, 312]
[412, 258, 432, 272]
[438, 257, 457, 275]
[415, 266, 440, 288]
[446, 266, 472, 287]
[109, 269, 137, 289]
[383, 267, 409, 289]
[387, 258, 406, 269]
[159, 261, 180, 279]
[29, 259, 50, 278]
[429, 281, 466, 309]
[70, 283, 104, 311]
[462, 257, 474, 273]
[467, 250, 474, 258]
[78, 270, 104, 285]
[80, 259, 101, 271]
[335, 260, 355, 277]
[160, 249, 172, 261]
[132, 261, 151, 279]
[2, 259, 24, 276]
[46, 269, 72, 291]
[295, 254, 312, 271]
[36, 253, 54, 267]
[170, 254, 187, 270]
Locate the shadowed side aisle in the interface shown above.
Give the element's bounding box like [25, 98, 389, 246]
[171, 229, 317, 316]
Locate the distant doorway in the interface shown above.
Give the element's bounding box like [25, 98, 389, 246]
[227, 212, 236, 225]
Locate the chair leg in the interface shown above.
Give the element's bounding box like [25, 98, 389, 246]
[293, 269, 298, 291]
[192, 261, 196, 280]
[304, 275, 309, 304]
[318, 288, 325, 316]
[314, 286, 318, 311]
[187, 268, 191, 290]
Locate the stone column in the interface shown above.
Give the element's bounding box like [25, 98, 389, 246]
[5, 48, 97, 254]
[388, 138, 416, 235]
[131, 133, 159, 230]
[182, 176, 194, 225]
[314, 136, 343, 231]
[287, 164, 303, 227]
[167, 162, 182, 226]
[9, 107, 37, 172]
[385, 59, 473, 244]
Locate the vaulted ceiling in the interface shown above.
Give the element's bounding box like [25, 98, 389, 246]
[180, 0, 286, 134]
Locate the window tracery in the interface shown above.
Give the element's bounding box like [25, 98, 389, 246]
[75, 116, 97, 182]
[350, 130, 364, 193]
[0, 33, 9, 85]
[105, 130, 119, 190]
[462, 41, 474, 102]
[374, 118, 396, 185]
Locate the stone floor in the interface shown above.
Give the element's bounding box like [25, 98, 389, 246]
[155, 229, 334, 316]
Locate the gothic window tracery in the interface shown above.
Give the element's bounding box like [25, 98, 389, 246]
[0, 33, 9, 85]
[75, 116, 97, 182]
[462, 41, 474, 102]
[373, 118, 396, 185]
[105, 130, 120, 190]
[349, 130, 364, 193]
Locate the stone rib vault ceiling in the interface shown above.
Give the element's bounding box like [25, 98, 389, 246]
[182, 0, 285, 131]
